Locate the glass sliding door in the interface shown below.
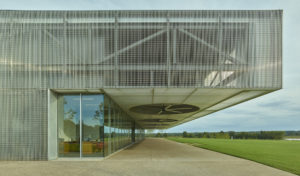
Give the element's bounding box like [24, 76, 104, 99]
[57, 94, 104, 158]
[82, 95, 104, 157]
[58, 95, 80, 157]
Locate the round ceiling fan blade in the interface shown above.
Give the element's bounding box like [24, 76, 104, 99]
[147, 104, 165, 108]
[170, 107, 194, 110]
[165, 109, 181, 114]
[130, 103, 199, 115]
[165, 104, 173, 110]
[157, 110, 163, 115]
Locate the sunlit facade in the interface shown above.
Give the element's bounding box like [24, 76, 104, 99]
[0, 10, 282, 160]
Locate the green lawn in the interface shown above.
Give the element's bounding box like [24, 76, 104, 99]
[167, 137, 300, 175]
[285, 136, 300, 139]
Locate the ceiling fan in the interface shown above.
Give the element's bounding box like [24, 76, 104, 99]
[139, 118, 178, 122]
[130, 103, 199, 115]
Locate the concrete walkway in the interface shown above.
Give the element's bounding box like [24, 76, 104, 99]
[0, 138, 295, 176]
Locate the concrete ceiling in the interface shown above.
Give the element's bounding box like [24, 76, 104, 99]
[104, 88, 270, 129]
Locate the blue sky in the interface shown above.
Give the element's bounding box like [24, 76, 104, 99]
[1, 0, 299, 132]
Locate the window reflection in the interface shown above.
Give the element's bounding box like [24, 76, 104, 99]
[57, 93, 145, 158]
[58, 95, 80, 157]
[82, 95, 104, 157]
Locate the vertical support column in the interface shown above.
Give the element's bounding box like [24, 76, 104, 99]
[79, 94, 82, 158]
[114, 15, 119, 87]
[48, 90, 58, 160]
[131, 121, 135, 143]
[166, 15, 171, 87]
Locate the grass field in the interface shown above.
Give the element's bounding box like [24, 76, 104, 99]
[167, 137, 300, 175]
[285, 136, 300, 139]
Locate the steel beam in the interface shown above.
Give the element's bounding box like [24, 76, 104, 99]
[178, 28, 241, 64]
[44, 29, 62, 46]
[0, 64, 248, 72]
[0, 24, 248, 30]
[0, 17, 253, 24]
[216, 71, 242, 87]
[98, 29, 167, 64]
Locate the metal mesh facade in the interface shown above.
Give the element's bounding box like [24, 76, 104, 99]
[0, 10, 282, 89]
[0, 10, 282, 160]
[0, 89, 48, 160]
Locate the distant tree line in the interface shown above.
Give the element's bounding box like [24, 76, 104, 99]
[182, 131, 286, 139]
[182, 131, 231, 139]
[153, 132, 168, 138]
[285, 130, 300, 136]
[145, 130, 298, 140]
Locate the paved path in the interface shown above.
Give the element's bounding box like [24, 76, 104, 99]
[0, 138, 295, 176]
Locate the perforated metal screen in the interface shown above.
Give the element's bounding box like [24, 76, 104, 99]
[0, 10, 282, 160]
[0, 10, 282, 89]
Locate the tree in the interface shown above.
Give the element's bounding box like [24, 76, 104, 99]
[196, 133, 203, 138]
[163, 133, 168, 138]
[216, 131, 230, 139]
[188, 133, 194, 138]
[156, 132, 162, 137]
[65, 109, 77, 120]
[183, 131, 188, 138]
[203, 132, 210, 138]
[93, 103, 104, 121]
[228, 131, 235, 139]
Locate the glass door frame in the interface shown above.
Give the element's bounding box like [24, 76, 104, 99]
[57, 93, 104, 158]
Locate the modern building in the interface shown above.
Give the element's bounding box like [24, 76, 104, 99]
[0, 10, 282, 160]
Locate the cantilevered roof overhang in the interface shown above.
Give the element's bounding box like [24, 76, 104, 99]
[0, 10, 282, 129]
[53, 87, 276, 129]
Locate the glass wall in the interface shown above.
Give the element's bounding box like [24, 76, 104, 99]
[58, 93, 144, 158]
[81, 95, 104, 157]
[104, 95, 144, 157]
[57, 95, 80, 157]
